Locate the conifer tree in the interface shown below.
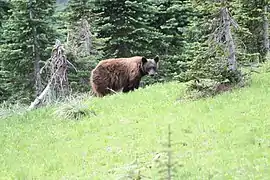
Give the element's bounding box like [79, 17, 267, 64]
[234, 0, 270, 61]
[148, 0, 193, 83]
[92, 0, 162, 58]
[0, 0, 10, 28]
[0, 0, 11, 101]
[64, 0, 104, 93]
[150, 0, 192, 55]
[178, 0, 245, 97]
[66, 0, 94, 55]
[0, 0, 56, 103]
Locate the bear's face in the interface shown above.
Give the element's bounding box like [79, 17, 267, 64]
[141, 56, 159, 76]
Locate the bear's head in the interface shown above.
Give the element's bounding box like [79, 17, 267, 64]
[141, 56, 159, 76]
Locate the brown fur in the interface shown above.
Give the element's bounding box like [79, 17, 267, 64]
[90, 56, 159, 97]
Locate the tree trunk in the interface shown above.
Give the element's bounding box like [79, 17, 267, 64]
[33, 27, 42, 95]
[29, 0, 42, 96]
[28, 80, 51, 110]
[221, 6, 237, 71]
[82, 19, 92, 55]
[263, 5, 269, 56]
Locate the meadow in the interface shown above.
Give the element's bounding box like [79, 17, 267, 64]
[0, 68, 270, 179]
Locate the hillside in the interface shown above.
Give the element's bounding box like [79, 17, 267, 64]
[0, 68, 270, 179]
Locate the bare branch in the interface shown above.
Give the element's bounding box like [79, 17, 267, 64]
[28, 40, 73, 110]
[67, 59, 78, 72]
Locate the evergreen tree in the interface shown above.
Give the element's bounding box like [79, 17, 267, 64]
[147, 0, 193, 83]
[233, 0, 270, 62]
[0, 0, 56, 103]
[66, 0, 97, 56]
[177, 0, 245, 97]
[92, 0, 162, 58]
[0, 0, 10, 44]
[64, 0, 104, 93]
[0, 0, 10, 28]
[150, 0, 192, 55]
[0, 0, 11, 100]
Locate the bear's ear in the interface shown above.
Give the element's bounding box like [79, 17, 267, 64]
[154, 55, 159, 63]
[142, 57, 147, 64]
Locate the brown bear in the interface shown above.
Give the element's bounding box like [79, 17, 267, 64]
[90, 55, 159, 97]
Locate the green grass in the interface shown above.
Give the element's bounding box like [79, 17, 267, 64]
[0, 70, 270, 179]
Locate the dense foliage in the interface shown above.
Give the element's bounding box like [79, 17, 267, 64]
[63, 0, 104, 92]
[0, 0, 269, 104]
[0, 0, 56, 103]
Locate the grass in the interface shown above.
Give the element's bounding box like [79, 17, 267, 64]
[0, 69, 270, 179]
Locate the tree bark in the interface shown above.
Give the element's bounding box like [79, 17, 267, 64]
[28, 80, 51, 110]
[221, 6, 237, 71]
[29, 0, 42, 96]
[82, 19, 92, 55]
[33, 27, 42, 95]
[263, 5, 269, 55]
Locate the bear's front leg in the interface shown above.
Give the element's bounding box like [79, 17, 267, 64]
[126, 80, 140, 92]
[132, 79, 140, 90]
[122, 79, 141, 93]
[123, 86, 131, 93]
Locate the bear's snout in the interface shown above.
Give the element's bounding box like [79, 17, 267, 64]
[148, 69, 156, 76]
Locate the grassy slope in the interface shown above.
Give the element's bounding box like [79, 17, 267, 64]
[0, 71, 270, 179]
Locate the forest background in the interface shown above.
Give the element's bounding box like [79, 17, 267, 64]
[0, 0, 269, 104]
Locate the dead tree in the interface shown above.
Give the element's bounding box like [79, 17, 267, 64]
[67, 17, 93, 57]
[28, 40, 75, 110]
[209, 0, 239, 73]
[81, 18, 92, 55]
[221, 5, 237, 71]
[49, 40, 71, 99]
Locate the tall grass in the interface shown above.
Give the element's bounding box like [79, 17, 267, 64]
[0, 70, 269, 179]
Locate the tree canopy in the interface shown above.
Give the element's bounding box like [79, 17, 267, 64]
[0, 0, 269, 103]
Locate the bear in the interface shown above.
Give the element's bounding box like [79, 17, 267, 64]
[90, 55, 159, 97]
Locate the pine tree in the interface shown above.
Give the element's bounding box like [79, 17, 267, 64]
[150, 0, 192, 55]
[0, 0, 11, 101]
[92, 0, 162, 58]
[65, 0, 102, 57]
[64, 0, 104, 93]
[234, 0, 270, 61]
[0, 0, 56, 103]
[0, 0, 10, 28]
[178, 0, 245, 97]
[147, 0, 193, 83]
[0, 0, 10, 44]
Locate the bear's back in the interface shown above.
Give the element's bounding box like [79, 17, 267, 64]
[95, 56, 142, 72]
[98, 56, 142, 65]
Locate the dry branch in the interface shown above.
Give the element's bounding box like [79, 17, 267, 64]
[28, 40, 74, 110]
